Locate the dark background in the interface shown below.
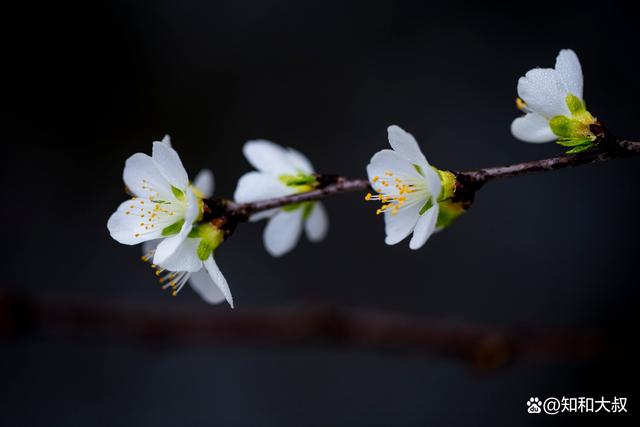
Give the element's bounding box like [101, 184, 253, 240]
[3, 1, 638, 425]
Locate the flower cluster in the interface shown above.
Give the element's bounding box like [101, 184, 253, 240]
[108, 48, 599, 306]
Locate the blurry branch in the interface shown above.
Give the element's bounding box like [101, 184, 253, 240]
[0, 292, 620, 372]
[205, 133, 640, 224]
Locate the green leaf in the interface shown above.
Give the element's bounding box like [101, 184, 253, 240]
[566, 93, 586, 114]
[171, 186, 186, 201]
[418, 198, 433, 215]
[161, 219, 185, 236]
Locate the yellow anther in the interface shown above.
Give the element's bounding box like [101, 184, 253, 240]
[372, 176, 379, 183]
[516, 97, 527, 111]
[365, 193, 372, 201]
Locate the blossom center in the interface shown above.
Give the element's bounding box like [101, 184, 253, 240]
[365, 170, 427, 216]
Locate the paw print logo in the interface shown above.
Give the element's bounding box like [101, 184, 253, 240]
[527, 397, 542, 414]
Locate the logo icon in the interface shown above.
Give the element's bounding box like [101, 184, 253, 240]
[527, 397, 542, 414]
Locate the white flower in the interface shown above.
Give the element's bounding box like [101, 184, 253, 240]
[366, 125, 443, 250]
[108, 136, 233, 307]
[233, 140, 329, 257]
[511, 49, 597, 150]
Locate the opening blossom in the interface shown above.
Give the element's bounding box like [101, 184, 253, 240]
[511, 49, 598, 153]
[365, 125, 458, 250]
[234, 140, 329, 257]
[107, 136, 233, 306]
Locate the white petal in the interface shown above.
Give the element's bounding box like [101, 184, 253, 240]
[409, 205, 439, 250]
[152, 141, 189, 189]
[107, 199, 166, 245]
[159, 135, 172, 147]
[555, 49, 583, 100]
[188, 268, 226, 305]
[387, 125, 429, 165]
[203, 256, 234, 308]
[422, 166, 442, 201]
[367, 150, 422, 193]
[305, 202, 329, 242]
[193, 169, 215, 198]
[183, 188, 200, 225]
[123, 153, 174, 201]
[234, 171, 292, 203]
[263, 208, 304, 257]
[383, 202, 421, 245]
[517, 69, 570, 118]
[243, 140, 297, 174]
[152, 191, 197, 270]
[284, 147, 315, 173]
[153, 237, 203, 272]
[511, 113, 556, 143]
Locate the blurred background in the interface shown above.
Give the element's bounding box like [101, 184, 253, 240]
[3, 0, 638, 425]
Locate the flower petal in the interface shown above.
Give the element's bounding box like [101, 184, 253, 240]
[517, 68, 570, 118]
[234, 171, 292, 203]
[194, 169, 214, 198]
[423, 166, 442, 201]
[511, 113, 556, 143]
[152, 141, 189, 189]
[159, 134, 172, 147]
[153, 236, 203, 272]
[284, 147, 315, 173]
[203, 256, 234, 308]
[387, 125, 430, 166]
[243, 140, 297, 174]
[409, 205, 439, 250]
[305, 202, 329, 242]
[188, 268, 226, 305]
[383, 201, 421, 245]
[555, 49, 583, 100]
[367, 149, 422, 194]
[107, 198, 167, 245]
[123, 153, 174, 201]
[263, 208, 304, 257]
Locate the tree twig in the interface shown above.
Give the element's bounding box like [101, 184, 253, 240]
[0, 292, 620, 371]
[206, 136, 640, 222]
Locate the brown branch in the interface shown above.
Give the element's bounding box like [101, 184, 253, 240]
[0, 292, 620, 371]
[205, 135, 640, 223]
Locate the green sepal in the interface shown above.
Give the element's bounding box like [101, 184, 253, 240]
[161, 219, 185, 236]
[278, 173, 318, 187]
[556, 137, 594, 147]
[413, 164, 424, 176]
[436, 201, 466, 229]
[566, 93, 586, 114]
[550, 115, 573, 138]
[171, 186, 186, 201]
[302, 202, 314, 220]
[282, 202, 302, 212]
[565, 143, 594, 154]
[419, 198, 433, 215]
[189, 223, 224, 260]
